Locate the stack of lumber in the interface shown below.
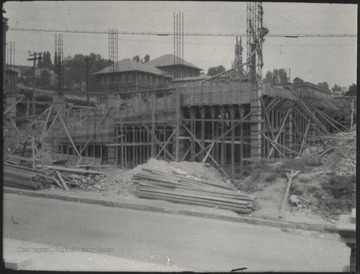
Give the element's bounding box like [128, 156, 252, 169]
[42, 165, 107, 192]
[134, 168, 256, 214]
[4, 163, 107, 192]
[4, 163, 53, 190]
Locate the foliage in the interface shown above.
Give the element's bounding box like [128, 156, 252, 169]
[133, 54, 150, 63]
[62, 53, 112, 91]
[38, 51, 53, 70]
[344, 84, 357, 96]
[207, 65, 226, 76]
[332, 84, 342, 92]
[37, 69, 51, 87]
[317, 82, 329, 90]
[263, 68, 288, 84]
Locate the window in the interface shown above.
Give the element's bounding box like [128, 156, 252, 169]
[144, 75, 147, 84]
[100, 76, 105, 86]
[114, 75, 118, 83]
[128, 74, 133, 83]
[107, 76, 111, 85]
[149, 76, 153, 85]
[121, 74, 126, 83]
[160, 77, 164, 85]
[138, 74, 142, 84]
[155, 78, 159, 87]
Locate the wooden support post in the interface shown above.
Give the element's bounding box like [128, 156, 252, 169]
[200, 106, 206, 159]
[229, 106, 235, 180]
[182, 123, 232, 180]
[41, 103, 65, 142]
[190, 107, 195, 159]
[175, 86, 180, 162]
[133, 126, 136, 166]
[115, 126, 118, 166]
[261, 132, 303, 158]
[268, 108, 291, 158]
[3, 98, 23, 115]
[220, 106, 225, 166]
[155, 127, 177, 159]
[239, 105, 244, 178]
[124, 126, 128, 168]
[142, 123, 174, 160]
[151, 92, 156, 157]
[299, 122, 310, 154]
[59, 115, 82, 158]
[279, 170, 300, 219]
[55, 170, 69, 191]
[210, 106, 216, 159]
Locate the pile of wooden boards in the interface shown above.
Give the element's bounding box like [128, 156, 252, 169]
[4, 163, 107, 192]
[134, 168, 256, 214]
[4, 163, 53, 190]
[41, 165, 107, 191]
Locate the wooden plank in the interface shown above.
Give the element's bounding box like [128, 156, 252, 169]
[55, 170, 69, 191]
[261, 132, 304, 158]
[50, 175, 64, 189]
[42, 165, 104, 174]
[155, 127, 177, 159]
[202, 140, 215, 164]
[279, 170, 300, 219]
[4, 98, 23, 115]
[268, 108, 291, 158]
[59, 115, 82, 158]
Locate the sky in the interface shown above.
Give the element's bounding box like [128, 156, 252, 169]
[3, 1, 358, 88]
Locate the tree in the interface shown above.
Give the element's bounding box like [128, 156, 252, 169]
[332, 84, 342, 92]
[39, 51, 53, 70]
[143, 54, 150, 63]
[133, 55, 140, 62]
[62, 53, 112, 91]
[263, 68, 288, 84]
[207, 65, 226, 76]
[344, 84, 357, 96]
[38, 69, 51, 87]
[317, 82, 329, 90]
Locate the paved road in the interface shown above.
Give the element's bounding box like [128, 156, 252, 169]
[4, 193, 349, 272]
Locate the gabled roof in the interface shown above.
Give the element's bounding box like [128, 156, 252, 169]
[147, 54, 202, 71]
[91, 58, 168, 76]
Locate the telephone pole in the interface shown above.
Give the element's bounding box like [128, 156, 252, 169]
[27, 52, 42, 115]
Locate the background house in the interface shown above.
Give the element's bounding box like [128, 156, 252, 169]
[92, 58, 172, 95]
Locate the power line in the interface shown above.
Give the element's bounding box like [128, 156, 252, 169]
[8, 27, 357, 38]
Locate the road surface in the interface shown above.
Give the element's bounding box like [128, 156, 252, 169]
[4, 193, 349, 272]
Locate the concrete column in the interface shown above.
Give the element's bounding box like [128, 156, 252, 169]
[250, 87, 262, 158]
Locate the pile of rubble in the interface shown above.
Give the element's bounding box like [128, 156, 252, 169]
[238, 127, 356, 219]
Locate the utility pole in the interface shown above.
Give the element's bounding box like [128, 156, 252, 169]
[84, 56, 90, 106]
[27, 52, 42, 115]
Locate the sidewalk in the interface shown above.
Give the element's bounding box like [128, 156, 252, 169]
[4, 186, 336, 233]
[3, 238, 187, 271]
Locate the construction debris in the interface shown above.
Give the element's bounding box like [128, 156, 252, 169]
[238, 126, 356, 220]
[4, 163, 54, 190]
[4, 163, 108, 192]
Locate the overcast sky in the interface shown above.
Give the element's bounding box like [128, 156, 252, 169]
[4, 1, 357, 88]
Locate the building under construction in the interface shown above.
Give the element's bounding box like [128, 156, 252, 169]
[3, 3, 356, 181]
